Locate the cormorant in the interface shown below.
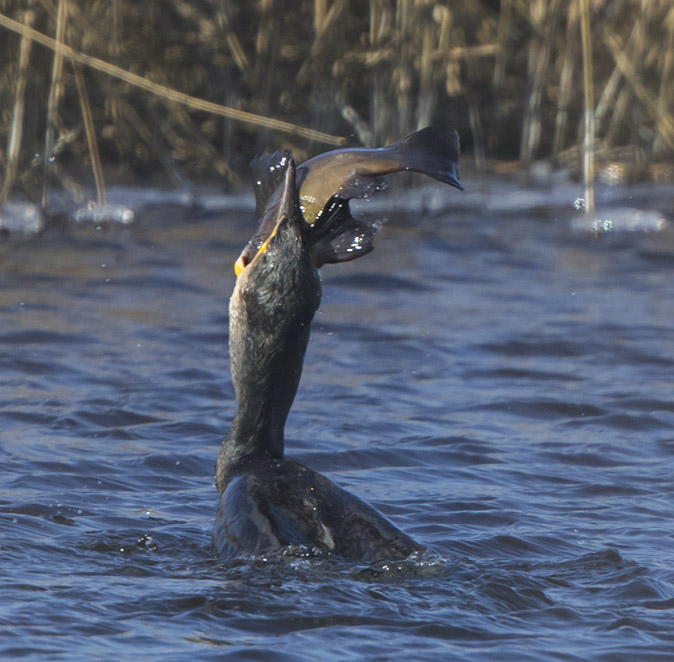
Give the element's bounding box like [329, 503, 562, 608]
[214, 126, 462, 561]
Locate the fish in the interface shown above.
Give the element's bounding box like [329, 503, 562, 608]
[235, 125, 463, 275]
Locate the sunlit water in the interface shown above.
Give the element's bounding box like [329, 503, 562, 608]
[1, 180, 674, 661]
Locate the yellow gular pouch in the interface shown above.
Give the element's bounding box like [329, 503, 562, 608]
[234, 220, 282, 277]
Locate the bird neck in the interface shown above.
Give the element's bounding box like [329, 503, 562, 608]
[215, 268, 320, 492]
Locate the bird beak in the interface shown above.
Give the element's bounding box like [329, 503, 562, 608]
[234, 159, 297, 277]
[278, 157, 297, 221]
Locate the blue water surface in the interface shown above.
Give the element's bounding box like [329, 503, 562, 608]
[1, 181, 674, 661]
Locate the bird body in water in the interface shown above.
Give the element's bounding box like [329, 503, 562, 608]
[214, 126, 462, 561]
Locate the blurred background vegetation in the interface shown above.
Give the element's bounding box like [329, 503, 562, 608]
[0, 0, 673, 206]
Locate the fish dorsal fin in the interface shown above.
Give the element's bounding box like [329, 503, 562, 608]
[250, 150, 293, 218]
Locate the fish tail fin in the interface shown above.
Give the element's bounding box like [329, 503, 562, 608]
[394, 125, 463, 190]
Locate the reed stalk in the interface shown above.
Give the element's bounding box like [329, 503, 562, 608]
[594, 67, 622, 134]
[579, 0, 595, 213]
[0, 9, 33, 204]
[552, 6, 577, 156]
[314, 0, 326, 34]
[42, 0, 67, 209]
[110, 0, 120, 56]
[468, 96, 485, 172]
[492, 0, 512, 94]
[654, 4, 674, 155]
[73, 62, 106, 205]
[336, 94, 373, 147]
[416, 18, 435, 130]
[604, 86, 631, 151]
[368, 0, 392, 142]
[220, 10, 250, 78]
[520, 0, 561, 163]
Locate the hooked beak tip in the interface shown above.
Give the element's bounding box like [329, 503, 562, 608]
[234, 157, 299, 277]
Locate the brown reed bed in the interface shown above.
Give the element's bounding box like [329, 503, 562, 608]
[0, 0, 672, 208]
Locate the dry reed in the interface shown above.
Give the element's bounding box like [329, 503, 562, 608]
[0, 0, 671, 206]
[41, 0, 67, 208]
[579, 0, 595, 213]
[0, 9, 33, 204]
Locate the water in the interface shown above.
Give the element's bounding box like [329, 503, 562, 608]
[1, 182, 674, 661]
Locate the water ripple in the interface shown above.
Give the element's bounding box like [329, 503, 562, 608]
[1, 203, 674, 661]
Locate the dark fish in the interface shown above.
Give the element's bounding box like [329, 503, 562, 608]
[235, 125, 462, 275]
